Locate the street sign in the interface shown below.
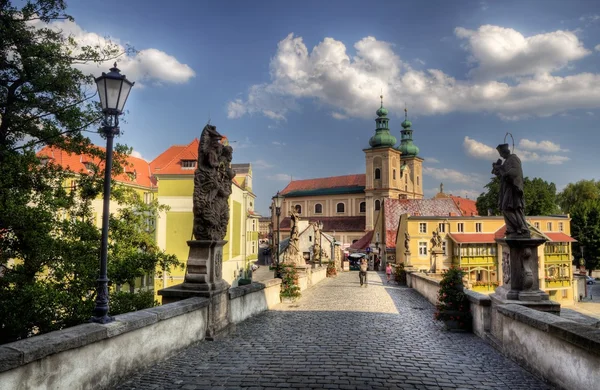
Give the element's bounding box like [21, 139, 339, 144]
[366, 247, 371, 253]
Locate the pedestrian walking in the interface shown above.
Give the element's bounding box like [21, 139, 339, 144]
[386, 263, 392, 284]
[359, 258, 368, 287]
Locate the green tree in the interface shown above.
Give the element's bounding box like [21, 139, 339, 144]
[476, 177, 559, 217]
[0, 1, 180, 344]
[557, 180, 600, 214]
[570, 199, 600, 273]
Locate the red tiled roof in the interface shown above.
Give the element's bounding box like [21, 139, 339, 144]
[450, 196, 478, 216]
[280, 174, 366, 195]
[494, 225, 507, 239]
[448, 233, 496, 244]
[545, 232, 576, 242]
[279, 216, 365, 232]
[349, 230, 374, 250]
[150, 139, 199, 175]
[37, 146, 155, 188]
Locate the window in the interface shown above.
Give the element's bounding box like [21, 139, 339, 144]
[315, 203, 323, 214]
[457, 223, 464, 233]
[309, 235, 312, 242]
[336, 203, 345, 213]
[476, 222, 482, 233]
[181, 160, 196, 169]
[419, 223, 427, 233]
[252, 220, 256, 231]
[558, 222, 564, 232]
[547, 222, 552, 231]
[295, 204, 302, 214]
[375, 168, 381, 180]
[375, 200, 381, 211]
[534, 222, 540, 229]
[442, 240, 447, 256]
[359, 202, 366, 213]
[438, 223, 445, 233]
[405, 185, 408, 191]
[418, 242, 427, 256]
[393, 169, 396, 180]
[417, 176, 419, 186]
[251, 242, 255, 254]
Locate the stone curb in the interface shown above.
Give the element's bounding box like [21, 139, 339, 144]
[229, 279, 282, 300]
[0, 297, 207, 373]
[464, 289, 492, 306]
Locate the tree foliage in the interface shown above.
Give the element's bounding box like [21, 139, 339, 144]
[568, 200, 600, 273]
[557, 180, 600, 215]
[476, 176, 559, 216]
[0, 1, 180, 344]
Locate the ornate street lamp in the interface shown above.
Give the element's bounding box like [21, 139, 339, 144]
[272, 191, 284, 278]
[91, 63, 134, 324]
[317, 221, 324, 266]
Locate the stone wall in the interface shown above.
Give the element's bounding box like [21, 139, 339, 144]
[0, 279, 284, 390]
[406, 270, 600, 390]
[296, 265, 327, 292]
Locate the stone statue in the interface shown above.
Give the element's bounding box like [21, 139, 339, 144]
[430, 230, 443, 250]
[192, 124, 235, 241]
[313, 222, 321, 261]
[284, 206, 303, 266]
[492, 143, 530, 238]
[404, 231, 410, 252]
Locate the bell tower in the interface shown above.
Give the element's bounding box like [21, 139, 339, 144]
[397, 107, 424, 199]
[364, 96, 404, 231]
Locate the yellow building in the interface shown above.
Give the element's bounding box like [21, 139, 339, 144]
[151, 139, 260, 295]
[370, 198, 575, 304]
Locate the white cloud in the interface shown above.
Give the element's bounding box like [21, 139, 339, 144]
[272, 141, 287, 146]
[414, 58, 426, 66]
[455, 25, 589, 80]
[596, 44, 600, 52]
[130, 150, 145, 160]
[267, 173, 293, 181]
[331, 112, 348, 120]
[228, 29, 600, 122]
[518, 139, 568, 153]
[463, 136, 498, 160]
[423, 167, 485, 185]
[580, 14, 600, 25]
[252, 159, 273, 169]
[424, 157, 440, 163]
[30, 19, 195, 86]
[464, 136, 570, 165]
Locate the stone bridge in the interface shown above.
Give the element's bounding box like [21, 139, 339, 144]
[115, 272, 550, 390]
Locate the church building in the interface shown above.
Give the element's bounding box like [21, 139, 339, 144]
[275, 97, 424, 247]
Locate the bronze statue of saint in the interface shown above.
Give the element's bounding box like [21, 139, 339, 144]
[492, 143, 530, 238]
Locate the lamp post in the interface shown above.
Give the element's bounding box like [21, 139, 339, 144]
[272, 191, 284, 278]
[91, 63, 134, 324]
[317, 220, 324, 266]
[375, 241, 380, 271]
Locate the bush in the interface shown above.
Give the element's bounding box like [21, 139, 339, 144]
[394, 263, 406, 285]
[434, 267, 471, 330]
[109, 291, 158, 315]
[279, 264, 301, 299]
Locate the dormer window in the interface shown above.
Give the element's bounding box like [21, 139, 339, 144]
[126, 169, 137, 181]
[83, 162, 94, 172]
[181, 160, 197, 169]
[39, 156, 51, 166]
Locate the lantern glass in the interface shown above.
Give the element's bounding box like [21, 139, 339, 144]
[273, 191, 284, 209]
[95, 64, 135, 114]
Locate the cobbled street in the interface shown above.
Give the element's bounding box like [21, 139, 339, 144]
[116, 272, 552, 390]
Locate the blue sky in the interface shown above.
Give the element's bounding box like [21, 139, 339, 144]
[60, 0, 600, 215]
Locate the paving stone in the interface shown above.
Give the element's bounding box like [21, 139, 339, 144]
[116, 272, 553, 390]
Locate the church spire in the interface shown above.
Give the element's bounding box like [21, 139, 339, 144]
[370, 95, 396, 148]
[397, 105, 420, 157]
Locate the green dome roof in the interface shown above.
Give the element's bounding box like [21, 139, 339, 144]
[376, 106, 388, 117]
[369, 131, 397, 148]
[401, 119, 412, 129]
[398, 141, 419, 157]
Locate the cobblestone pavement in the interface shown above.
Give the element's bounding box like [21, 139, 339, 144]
[116, 272, 553, 390]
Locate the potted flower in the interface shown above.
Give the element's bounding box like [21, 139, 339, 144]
[279, 263, 301, 302]
[326, 260, 337, 277]
[434, 266, 471, 331]
[394, 263, 407, 285]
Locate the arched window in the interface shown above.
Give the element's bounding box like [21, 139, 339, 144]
[314, 203, 323, 214]
[375, 168, 381, 180]
[375, 199, 381, 211]
[417, 176, 420, 186]
[295, 204, 302, 214]
[393, 169, 396, 180]
[336, 202, 345, 213]
[359, 202, 366, 213]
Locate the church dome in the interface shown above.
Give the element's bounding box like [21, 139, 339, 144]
[401, 119, 412, 129]
[376, 106, 388, 117]
[369, 132, 397, 148]
[398, 141, 419, 157]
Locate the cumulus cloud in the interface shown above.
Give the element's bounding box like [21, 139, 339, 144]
[596, 44, 600, 52]
[464, 136, 570, 165]
[455, 25, 589, 80]
[130, 150, 145, 160]
[228, 28, 600, 122]
[267, 173, 293, 181]
[331, 112, 348, 120]
[423, 167, 485, 185]
[424, 157, 440, 163]
[30, 19, 195, 86]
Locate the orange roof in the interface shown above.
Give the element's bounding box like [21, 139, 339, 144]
[450, 196, 478, 216]
[448, 233, 496, 243]
[37, 146, 155, 188]
[545, 232, 576, 242]
[349, 230, 374, 250]
[280, 174, 366, 195]
[150, 139, 199, 175]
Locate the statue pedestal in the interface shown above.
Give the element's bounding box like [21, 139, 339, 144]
[159, 240, 230, 339]
[490, 237, 560, 342]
